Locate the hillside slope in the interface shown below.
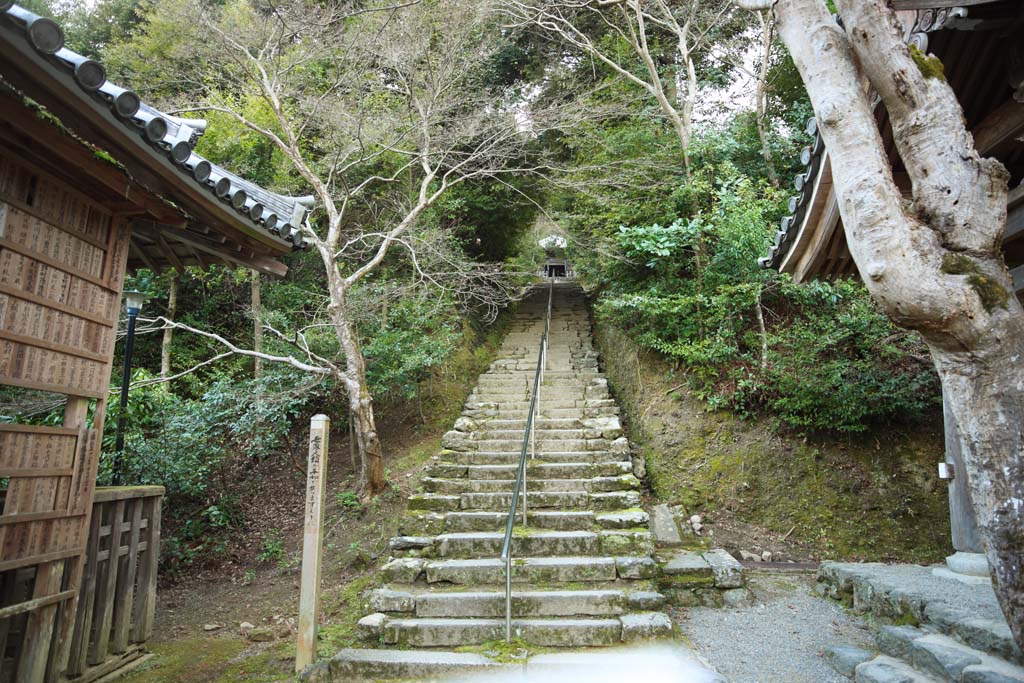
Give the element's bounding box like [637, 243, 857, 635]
[593, 320, 951, 564]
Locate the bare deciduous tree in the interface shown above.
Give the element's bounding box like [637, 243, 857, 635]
[133, 0, 547, 496]
[738, 0, 1023, 647]
[504, 0, 740, 176]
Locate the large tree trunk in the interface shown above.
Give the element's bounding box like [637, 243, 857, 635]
[340, 320, 386, 498]
[771, 0, 1023, 647]
[325, 274, 386, 497]
[160, 272, 177, 379]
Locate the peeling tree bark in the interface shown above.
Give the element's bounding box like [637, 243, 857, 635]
[765, 0, 1023, 647]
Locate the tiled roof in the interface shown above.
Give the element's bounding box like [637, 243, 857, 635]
[758, 117, 823, 270]
[1, 3, 311, 250]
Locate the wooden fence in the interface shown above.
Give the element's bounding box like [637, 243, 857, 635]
[65, 486, 162, 682]
[1, 486, 162, 682]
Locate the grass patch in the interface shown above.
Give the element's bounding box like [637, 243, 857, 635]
[593, 319, 951, 563]
[122, 638, 294, 683]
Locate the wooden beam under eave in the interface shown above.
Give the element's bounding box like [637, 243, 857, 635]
[1011, 264, 1024, 294]
[0, 91, 187, 228]
[133, 223, 287, 277]
[129, 238, 161, 274]
[972, 99, 1024, 156]
[155, 233, 186, 273]
[1003, 200, 1024, 243]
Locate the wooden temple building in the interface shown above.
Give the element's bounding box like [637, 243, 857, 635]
[760, 0, 1024, 576]
[0, 3, 308, 680]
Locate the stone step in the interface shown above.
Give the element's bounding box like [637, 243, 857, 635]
[475, 379, 593, 388]
[368, 588, 665, 618]
[422, 475, 640, 495]
[459, 491, 590, 510]
[491, 404, 618, 414]
[469, 439, 611, 452]
[417, 556, 658, 584]
[424, 461, 630, 480]
[459, 461, 633, 480]
[441, 510, 596, 532]
[873, 626, 1024, 683]
[376, 616, 629, 647]
[451, 451, 630, 465]
[477, 398, 616, 409]
[435, 530, 600, 557]
[854, 656, 940, 683]
[419, 530, 652, 558]
[454, 490, 640, 511]
[319, 648, 505, 681]
[470, 429, 590, 440]
[472, 390, 590, 400]
[469, 398, 607, 410]
[484, 418, 584, 430]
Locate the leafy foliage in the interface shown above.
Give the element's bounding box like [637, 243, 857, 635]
[576, 162, 939, 433]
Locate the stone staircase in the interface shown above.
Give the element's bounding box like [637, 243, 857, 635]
[324, 281, 675, 679]
[819, 563, 1024, 683]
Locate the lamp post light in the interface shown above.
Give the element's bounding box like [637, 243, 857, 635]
[112, 289, 145, 485]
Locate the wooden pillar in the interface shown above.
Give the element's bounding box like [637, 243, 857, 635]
[943, 391, 984, 554]
[296, 415, 329, 672]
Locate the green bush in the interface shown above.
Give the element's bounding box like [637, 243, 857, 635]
[589, 167, 940, 432]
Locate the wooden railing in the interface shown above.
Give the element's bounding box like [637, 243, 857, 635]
[63, 486, 162, 682]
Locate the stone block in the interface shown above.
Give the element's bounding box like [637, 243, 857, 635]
[610, 436, 629, 454]
[357, 613, 387, 640]
[620, 612, 673, 640]
[875, 624, 925, 661]
[381, 558, 426, 583]
[407, 494, 460, 512]
[399, 513, 446, 536]
[616, 556, 660, 580]
[626, 591, 666, 610]
[855, 655, 934, 683]
[650, 504, 683, 547]
[911, 636, 983, 681]
[389, 536, 435, 551]
[720, 587, 753, 608]
[582, 416, 623, 440]
[367, 588, 416, 613]
[596, 510, 650, 529]
[327, 648, 501, 680]
[824, 645, 875, 677]
[660, 551, 714, 587]
[703, 549, 745, 588]
[600, 531, 653, 555]
[962, 663, 1024, 683]
[441, 430, 472, 451]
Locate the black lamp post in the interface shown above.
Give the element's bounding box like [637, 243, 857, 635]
[112, 289, 145, 485]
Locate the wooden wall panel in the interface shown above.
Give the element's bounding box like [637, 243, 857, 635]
[0, 148, 130, 683]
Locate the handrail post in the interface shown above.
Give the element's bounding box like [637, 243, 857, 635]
[522, 439, 528, 526]
[505, 552, 512, 643]
[501, 277, 556, 643]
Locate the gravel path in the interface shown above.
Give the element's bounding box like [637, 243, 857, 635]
[676, 571, 873, 683]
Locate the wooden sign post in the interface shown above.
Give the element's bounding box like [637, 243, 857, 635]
[296, 414, 330, 672]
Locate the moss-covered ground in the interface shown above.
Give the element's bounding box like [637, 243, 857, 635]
[593, 320, 950, 564]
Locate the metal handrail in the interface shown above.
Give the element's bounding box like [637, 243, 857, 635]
[500, 277, 554, 643]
